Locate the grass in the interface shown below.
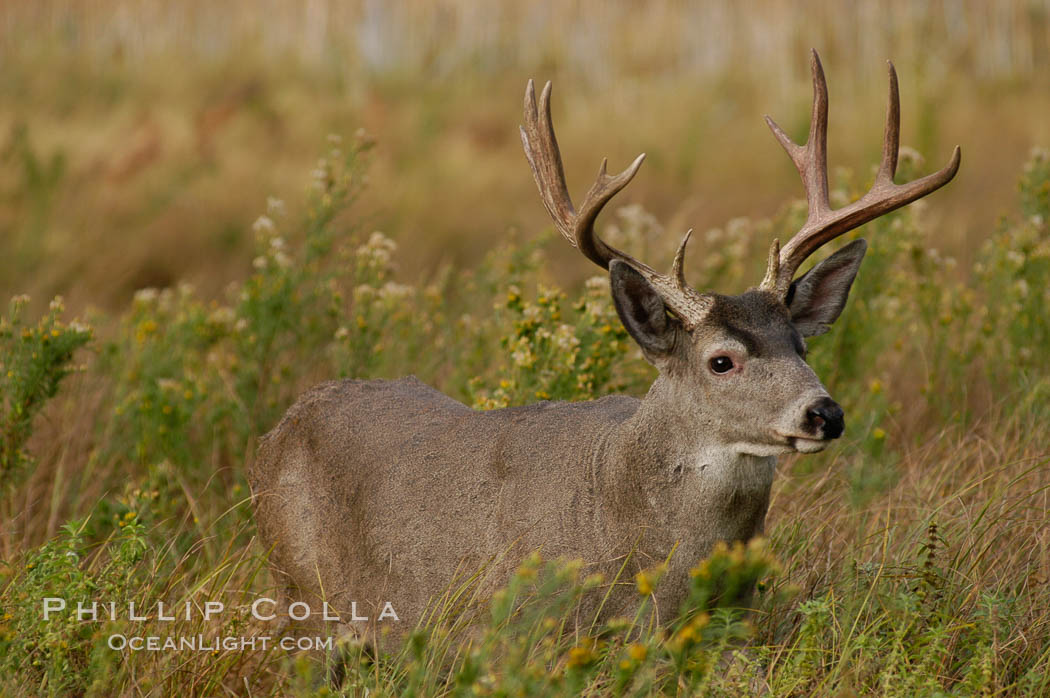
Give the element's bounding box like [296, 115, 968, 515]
[1, 2, 1050, 695]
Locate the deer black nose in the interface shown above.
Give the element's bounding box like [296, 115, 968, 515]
[806, 398, 844, 440]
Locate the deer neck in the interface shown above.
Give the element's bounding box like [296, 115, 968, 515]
[600, 374, 776, 550]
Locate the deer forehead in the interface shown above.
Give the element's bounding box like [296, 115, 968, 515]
[689, 291, 804, 358]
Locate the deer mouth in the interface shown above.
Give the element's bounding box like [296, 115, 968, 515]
[775, 433, 831, 453]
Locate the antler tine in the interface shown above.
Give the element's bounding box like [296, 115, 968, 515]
[521, 80, 713, 328]
[759, 238, 781, 291]
[875, 61, 901, 185]
[520, 79, 647, 271]
[671, 229, 693, 291]
[760, 51, 961, 296]
[576, 154, 648, 267]
[764, 51, 832, 224]
[520, 80, 574, 247]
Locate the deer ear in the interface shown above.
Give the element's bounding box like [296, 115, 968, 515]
[609, 260, 677, 358]
[787, 238, 867, 337]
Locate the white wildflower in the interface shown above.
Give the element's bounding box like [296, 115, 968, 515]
[353, 285, 376, 302]
[157, 378, 180, 392]
[367, 231, 397, 252]
[378, 282, 413, 302]
[617, 204, 663, 238]
[134, 288, 159, 305]
[356, 232, 397, 272]
[252, 215, 276, 236]
[267, 197, 286, 217]
[510, 337, 536, 368]
[898, 145, 925, 169]
[157, 288, 176, 311]
[208, 307, 235, 326]
[554, 324, 580, 352]
[585, 276, 609, 296]
[512, 347, 536, 368]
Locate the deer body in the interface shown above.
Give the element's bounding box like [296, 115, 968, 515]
[254, 376, 773, 635]
[250, 51, 959, 646]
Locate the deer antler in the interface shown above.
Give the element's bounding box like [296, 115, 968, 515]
[760, 50, 961, 297]
[520, 80, 712, 329]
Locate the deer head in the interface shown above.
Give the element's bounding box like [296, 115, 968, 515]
[521, 51, 960, 456]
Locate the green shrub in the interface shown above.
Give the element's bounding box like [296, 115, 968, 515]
[0, 518, 143, 695]
[0, 296, 91, 489]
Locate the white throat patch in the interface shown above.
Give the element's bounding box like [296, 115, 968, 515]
[690, 445, 777, 493]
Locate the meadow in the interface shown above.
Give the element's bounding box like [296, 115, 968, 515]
[1, 1, 1050, 695]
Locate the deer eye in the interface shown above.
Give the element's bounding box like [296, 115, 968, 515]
[709, 356, 734, 374]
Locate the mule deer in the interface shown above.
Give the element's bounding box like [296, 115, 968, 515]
[250, 51, 959, 646]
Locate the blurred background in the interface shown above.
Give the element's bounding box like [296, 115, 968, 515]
[1, 0, 1048, 312]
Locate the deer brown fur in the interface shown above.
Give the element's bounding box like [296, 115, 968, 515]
[249, 51, 959, 647]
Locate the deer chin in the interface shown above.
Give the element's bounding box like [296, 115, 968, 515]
[785, 435, 829, 453]
[730, 442, 795, 458]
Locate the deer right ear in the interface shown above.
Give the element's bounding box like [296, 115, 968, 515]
[610, 260, 678, 359]
[786, 238, 867, 337]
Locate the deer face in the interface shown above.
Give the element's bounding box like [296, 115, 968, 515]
[609, 237, 864, 456]
[682, 291, 840, 455]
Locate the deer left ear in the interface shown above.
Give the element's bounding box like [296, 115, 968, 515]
[609, 260, 678, 360]
[787, 239, 867, 337]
